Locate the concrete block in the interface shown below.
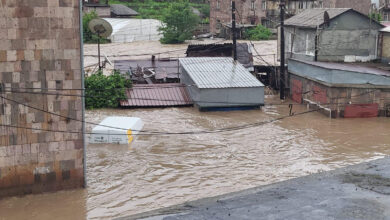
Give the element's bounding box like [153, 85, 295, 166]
[22, 144, 31, 154]
[48, 142, 59, 152]
[6, 50, 17, 61]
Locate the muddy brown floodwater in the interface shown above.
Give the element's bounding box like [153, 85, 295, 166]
[1, 95, 390, 220]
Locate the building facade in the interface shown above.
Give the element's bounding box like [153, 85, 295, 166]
[379, 0, 390, 21]
[0, 0, 85, 197]
[210, 0, 266, 34]
[211, 0, 373, 34]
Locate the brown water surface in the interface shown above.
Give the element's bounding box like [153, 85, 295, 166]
[1, 95, 390, 219]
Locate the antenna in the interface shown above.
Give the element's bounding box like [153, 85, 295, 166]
[88, 18, 113, 71]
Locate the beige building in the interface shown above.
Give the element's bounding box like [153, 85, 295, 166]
[0, 0, 84, 197]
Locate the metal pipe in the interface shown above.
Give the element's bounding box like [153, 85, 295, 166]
[280, 0, 285, 100]
[232, 1, 237, 61]
[79, 0, 87, 188]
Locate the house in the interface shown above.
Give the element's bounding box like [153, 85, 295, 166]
[82, 0, 111, 17]
[288, 59, 390, 118]
[185, 43, 254, 71]
[379, 0, 390, 21]
[110, 4, 139, 18]
[281, 8, 384, 63]
[380, 26, 390, 63]
[179, 57, 264, 110]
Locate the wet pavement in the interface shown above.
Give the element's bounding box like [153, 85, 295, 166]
[126, 157, 390, 220]
[0, 95, 389, 219]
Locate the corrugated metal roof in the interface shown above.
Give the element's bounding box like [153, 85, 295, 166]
[120, 83, 193, 107]
[284, 8, 351, 28]
[179, 57, 264, 89]
[110, 4, 139, 16]
[290, 58, 390, 77]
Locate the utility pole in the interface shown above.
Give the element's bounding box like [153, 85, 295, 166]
[232, 1, 237, 61]
[279, 0, 285, 100]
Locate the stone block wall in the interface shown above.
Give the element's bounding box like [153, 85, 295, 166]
[0, 0, 84, 197]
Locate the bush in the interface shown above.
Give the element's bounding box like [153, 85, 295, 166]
[85, 70, 132, 109]
[244, 25, 272, 41]
[159, 0, 200, 44]
[82, 11, 111, 43]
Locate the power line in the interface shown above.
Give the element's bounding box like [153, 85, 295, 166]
[0, 108, 322, 136]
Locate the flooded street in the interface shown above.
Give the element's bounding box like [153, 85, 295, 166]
[1, 95, 390, 220]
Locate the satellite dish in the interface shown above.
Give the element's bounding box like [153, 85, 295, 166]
[88, 18, 113, 71]
[88, 18, 113, 38]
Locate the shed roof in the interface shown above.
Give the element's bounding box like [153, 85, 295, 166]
[284, 8, 351, 28]
[179, 57, 264, 89]
[120, 84, 193, 107]
[110, 4, 139, 16]
[381, 26, 390, 33]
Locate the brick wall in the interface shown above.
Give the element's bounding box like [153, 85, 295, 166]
[323, 0, 371, 15]
[210, 0, 265, 34]
[0, 0, 84, 197]
[290, 74, 390, 118]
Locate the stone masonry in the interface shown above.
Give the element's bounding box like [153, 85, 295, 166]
[0, 0, 84, 197]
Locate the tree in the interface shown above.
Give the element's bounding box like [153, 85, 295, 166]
[245, 25, 272, 41]
[159, 0, 200, 44]
[85, 70, 132, 109]
[369, 12, 382, 23]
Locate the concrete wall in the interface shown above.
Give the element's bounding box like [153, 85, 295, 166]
[83, 6, 110, 17]
[318, 11, 382, 62]
[0, 0, 84, 197]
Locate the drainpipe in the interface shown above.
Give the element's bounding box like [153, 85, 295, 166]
[79, 0, 87, 188]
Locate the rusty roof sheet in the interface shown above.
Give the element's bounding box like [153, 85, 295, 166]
[120, 83, 193, 107]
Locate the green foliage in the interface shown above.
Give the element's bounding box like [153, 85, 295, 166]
[199, 4, 210, 18]
[159, 0, 200, 44]
[244, 25, 272, 41]
[82, 11, 111, 44]
[369, 12, 382, 22]
[108, 0, 208, 21]
[85, 70, 132, 109]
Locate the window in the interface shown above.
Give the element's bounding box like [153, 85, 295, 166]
[319, 1, 323, 8]
[216, 0, 220, 10]
[298, 1, 303, 9]
[384, 13, 389, 21]
[262, 0, 267, 10]
[251, 0, 255, 11]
